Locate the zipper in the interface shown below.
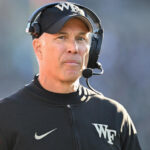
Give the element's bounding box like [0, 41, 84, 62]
[67, 104, 80, 150]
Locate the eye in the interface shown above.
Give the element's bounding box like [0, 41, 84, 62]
[76, 36, 86, 41]
[57, 35, 66, 39]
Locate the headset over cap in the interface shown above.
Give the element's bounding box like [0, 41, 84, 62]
[26, 2, 103, 69]
[27, 2, 93, 37]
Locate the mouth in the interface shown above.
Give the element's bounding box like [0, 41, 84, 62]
[63, 60, 80, 66]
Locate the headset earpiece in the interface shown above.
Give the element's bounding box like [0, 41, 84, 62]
[31, 22, 41, 38]
[88, 35, 99, 68]
[87, 29, 103, 68]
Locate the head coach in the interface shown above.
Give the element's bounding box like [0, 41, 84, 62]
[0, 1, 142, 150]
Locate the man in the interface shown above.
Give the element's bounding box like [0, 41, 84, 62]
[0, 2, 142, 150]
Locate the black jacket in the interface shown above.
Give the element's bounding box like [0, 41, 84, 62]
[0, 77, 142, 150]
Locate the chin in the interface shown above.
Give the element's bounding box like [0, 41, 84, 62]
[62, 71, 81, 82]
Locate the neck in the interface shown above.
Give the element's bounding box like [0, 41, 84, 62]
[38, 75, 80, 94]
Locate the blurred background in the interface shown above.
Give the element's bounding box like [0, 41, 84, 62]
[0, 0, 149, 149]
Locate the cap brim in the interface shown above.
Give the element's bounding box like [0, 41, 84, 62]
[45, 14, 93, 34]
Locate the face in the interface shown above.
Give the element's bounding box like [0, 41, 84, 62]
[33, 18, 91, 83]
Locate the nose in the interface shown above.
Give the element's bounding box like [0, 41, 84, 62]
[67, 40, 78, 54]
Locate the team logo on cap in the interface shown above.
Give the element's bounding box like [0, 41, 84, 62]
[55, 2, 85, 15]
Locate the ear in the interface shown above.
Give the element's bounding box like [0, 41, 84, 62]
[32, 38, 42, 61]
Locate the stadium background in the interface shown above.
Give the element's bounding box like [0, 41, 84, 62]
[0, 0, 149, 149]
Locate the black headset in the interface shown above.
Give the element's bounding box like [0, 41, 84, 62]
[26, 2, 103, 69]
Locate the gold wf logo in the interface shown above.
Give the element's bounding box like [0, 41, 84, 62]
[92, 123, 117, 145]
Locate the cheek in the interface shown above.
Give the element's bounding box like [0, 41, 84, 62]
[42, 44, 65, 66]
[41, 46, 55, 66]
[79, 43, 90, 54]
[79, 44, 90, 66]
[85, 52, 89, 65]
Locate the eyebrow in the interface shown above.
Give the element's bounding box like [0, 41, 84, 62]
[57, 32, 88, 35]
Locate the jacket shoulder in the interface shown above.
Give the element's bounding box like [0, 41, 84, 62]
[82, 86, 127, 113]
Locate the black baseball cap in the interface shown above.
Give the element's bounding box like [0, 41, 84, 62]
[37, 2, 93, 35]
